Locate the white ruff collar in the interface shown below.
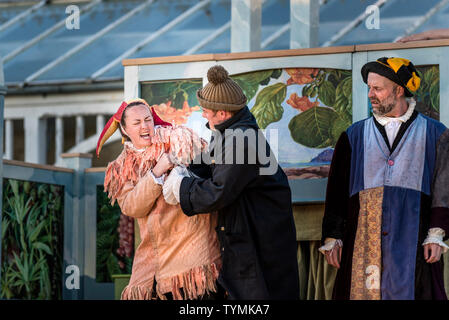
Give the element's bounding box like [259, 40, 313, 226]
[374, 98, 416, 126]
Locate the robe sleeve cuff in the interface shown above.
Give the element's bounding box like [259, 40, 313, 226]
[319, 238, 343, 255]
[422, 227, 449, 253]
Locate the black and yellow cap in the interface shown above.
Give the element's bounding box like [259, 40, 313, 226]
[361, 57, 421, 97]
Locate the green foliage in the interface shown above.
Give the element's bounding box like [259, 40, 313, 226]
[289, 107, 339, 148]
[96, 186, 132, 283]
[1, 179, 64, 300]
[334, 76, 352, 115]
[141, 80, 202, 109]
[318, 80, 336, 107]
[290, 69, 353, 148]
[251, 83, 287, 129]
[232, 69, 274, 102]
[414, 66, 440, 120]
[236, 67, 353, 149]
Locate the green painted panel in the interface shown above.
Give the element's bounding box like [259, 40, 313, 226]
[1, 179, 64, 299]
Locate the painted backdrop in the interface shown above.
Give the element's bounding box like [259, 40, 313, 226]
[140, 65, 440, 181]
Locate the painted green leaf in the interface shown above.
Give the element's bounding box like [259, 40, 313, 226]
[232, 70, 274, 102]
[143, 82, 177, 105]
[302, 84, 315, 98]
[346, 92, 353, 116]
[302, 85, 309, 97]
[232, 69, 273, 84]
[331, 115, 352, 145]
[33, 242, 52, 255]
[106, 253, 121, 277]
[173, 91, 185, 109]
[233, 78, 260, 102]
[141, 81, 202, 109]
[342, 76, 352, 98]
[288, 106, 338, 148]
[318, 80, 336, 107]
[29, 220, 46, 243]
[179, 81, 202, 107]
[423, 68, 435, 85]
[311, 86, 318, 98]
[260, 77, 271, 86]
[271, 69, 282, 79]
[430, 79, 439, 112]
[334, 76, 352, 116]
[250, 83, 287, 129]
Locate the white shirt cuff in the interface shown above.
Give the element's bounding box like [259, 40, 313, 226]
[149, 170, 165, 185]
[319, 238, 343, 254]
[422, 227, 449, 253]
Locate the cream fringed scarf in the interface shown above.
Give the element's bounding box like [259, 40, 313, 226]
[104, 125, 207, 204]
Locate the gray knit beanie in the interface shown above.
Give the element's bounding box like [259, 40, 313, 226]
[196, 65, 247, 111]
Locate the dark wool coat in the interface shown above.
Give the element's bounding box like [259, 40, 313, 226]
[179, 106, 300, 300]
[322, 110, 449, 300]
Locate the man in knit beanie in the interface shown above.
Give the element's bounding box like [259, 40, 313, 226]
[163, 65, 300, 300]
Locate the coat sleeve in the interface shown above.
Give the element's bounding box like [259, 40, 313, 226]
[321, 131, 352, 242]
[116, 170, 162, 218]
[179, 162, 259, 216]
[430, 128, 449, 238]
[188, 153, 213, 179]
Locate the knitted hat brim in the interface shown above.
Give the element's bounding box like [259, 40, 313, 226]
[361, 61, 414, 97]
[196, 90, 247, 111]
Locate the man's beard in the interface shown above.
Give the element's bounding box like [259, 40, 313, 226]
[371, 97, 396, 116]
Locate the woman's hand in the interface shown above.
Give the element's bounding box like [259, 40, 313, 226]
[153, 153, 174, 178]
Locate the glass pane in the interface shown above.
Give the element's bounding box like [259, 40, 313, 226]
[194, 27, 230, 54]
[261, 0, 289, 41]
[125, 0, 231, 60]
[190, 0, 290, 55]
[35, 0, 199, 81]
[0, 3, 33, 25]
[263, 28, 289, 51]
[413, 2, 449, 34]
[0, 3, 69, 57]
[332, 0, 443, 46]
[98, 64, 123, 80]
[3, 0, 143, 83]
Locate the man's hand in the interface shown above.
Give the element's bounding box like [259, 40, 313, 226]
[325, 245, 342, 269]
[153, 153, 174, 177]
[424, 243, 442, 263]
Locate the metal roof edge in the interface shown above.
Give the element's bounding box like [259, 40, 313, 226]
[6, 79, 123, 95]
